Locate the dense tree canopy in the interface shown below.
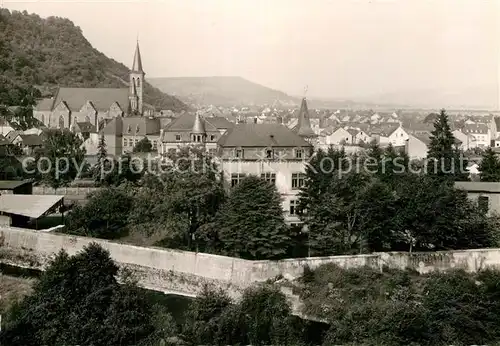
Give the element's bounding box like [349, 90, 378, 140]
[33, 129, 86, 188]
[0, 243, 154, 345]
[215, 175, 290, 259]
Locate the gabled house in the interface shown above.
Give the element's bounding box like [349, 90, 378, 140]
[325, 127, 352, 145]
[10, 134, 43, 155]
[405, 133, 431, 159]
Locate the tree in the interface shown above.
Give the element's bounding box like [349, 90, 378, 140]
[65, 187, 133, 239]
[93, 133, 108, 184]
[101, 154, 144, 186]
[216, 175, 290, 259]
[35, 129, 86, 188]
[427, 109, 468, 181]
[298, 146, 346, 216]
[392, 175, 497, 251]
[305, 172, 396, 255]
[479, 147, 500, 182]
[128, 146, 225, 250]
[133, 137, 153, 153]
[0, 243, 154, 345]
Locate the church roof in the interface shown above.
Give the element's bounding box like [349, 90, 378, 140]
[35, 98, 55, 111]
[52, 87, 129, 112]
[218, 123, 312, 148]
[74, 122, 96, 133]
[132, 41, 144, 73]
[293, 98, 316, 137]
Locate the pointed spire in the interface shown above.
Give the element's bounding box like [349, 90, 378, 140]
[132, 40, 144, 73]
[294, 97, 316, 138]
[192, 112, 206, 134]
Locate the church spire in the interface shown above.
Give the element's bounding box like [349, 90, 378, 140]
[132, 40, 144, 73]
[294, 97, 316, 138]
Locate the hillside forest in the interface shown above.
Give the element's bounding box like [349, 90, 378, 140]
[0, 9, 187, 112]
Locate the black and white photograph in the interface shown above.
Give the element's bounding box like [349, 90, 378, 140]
[0, 0, 499, 344]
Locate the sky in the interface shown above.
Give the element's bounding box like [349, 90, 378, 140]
[3, 0, 500, 104]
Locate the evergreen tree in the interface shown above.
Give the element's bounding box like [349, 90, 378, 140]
[479, 147, 500, 182]
[133, 137, 153, 153]
[93, 133, 108, 184]
[216, 175, 290, 259]
[427, 109, 468, 181]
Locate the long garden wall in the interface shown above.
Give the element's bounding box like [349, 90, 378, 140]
[1, 226, 500, 300]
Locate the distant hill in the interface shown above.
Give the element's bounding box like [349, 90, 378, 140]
[359, 86, 499, 111]
[149, 76, 299, 107]
[0, 9, 187, 111]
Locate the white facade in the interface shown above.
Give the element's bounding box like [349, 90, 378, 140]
[388, 126, 409, 147]
[219, 160, 306, 224]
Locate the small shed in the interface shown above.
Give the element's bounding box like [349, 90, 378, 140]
[0, 194, 65, 228]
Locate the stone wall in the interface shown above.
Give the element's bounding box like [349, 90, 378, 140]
[2, 227, 500, 300]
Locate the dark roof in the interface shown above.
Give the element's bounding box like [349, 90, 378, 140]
[74, 122, 97, 133]
[346, 128, 360, 136]
[205, 116, 234, 129]
[455, 181, 500, 194]
[370, 124, 399, 137]
[19, 134, 43, 146]
[218, 123, 313, 147]
[53, 87, 129, 112]
[164, 113, 217, 132]
[35, 98, 55, 111]
[0, 180, 31, 190]
[412, 133, 432, 145]
[463, 123, 489, 134]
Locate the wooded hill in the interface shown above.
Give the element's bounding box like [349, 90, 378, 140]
[0, 9, 187, 111]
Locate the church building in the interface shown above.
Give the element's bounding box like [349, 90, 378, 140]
[33, 41, 152, 131]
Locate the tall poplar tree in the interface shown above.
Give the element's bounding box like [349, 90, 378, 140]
[427, 109, 468, 181]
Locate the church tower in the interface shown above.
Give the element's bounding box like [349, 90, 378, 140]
[293, 97, 317, 144]
[129, 41, 145, 115]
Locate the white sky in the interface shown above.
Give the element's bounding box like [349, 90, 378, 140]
[3, 0, 500, 100]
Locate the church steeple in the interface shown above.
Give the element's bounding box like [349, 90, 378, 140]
[294, 97, 316, 140]
[129, 40, 145, 115]
[132, 40, 144, 73]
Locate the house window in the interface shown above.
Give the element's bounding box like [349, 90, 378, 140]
[231, 173, 245, 187]
[152, 140, 157, 149]
[123, 138, 127, 147]
[127, 125, 132, 133]
[210, 135, 215, 141]
[261, 172, 276, 184]
[289, 200, 298, 215]
[208, 148, 217, 156]
[295, 149, 303, 159]
[128, 138, 133, 147]
[291, 173, 305, 189]
[175, 134, 181, 141]
[478, 196, 489, 213]
[135, 139, 139, 145]
[266, 149, 273, 159]
[235, 149, 243, 158]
